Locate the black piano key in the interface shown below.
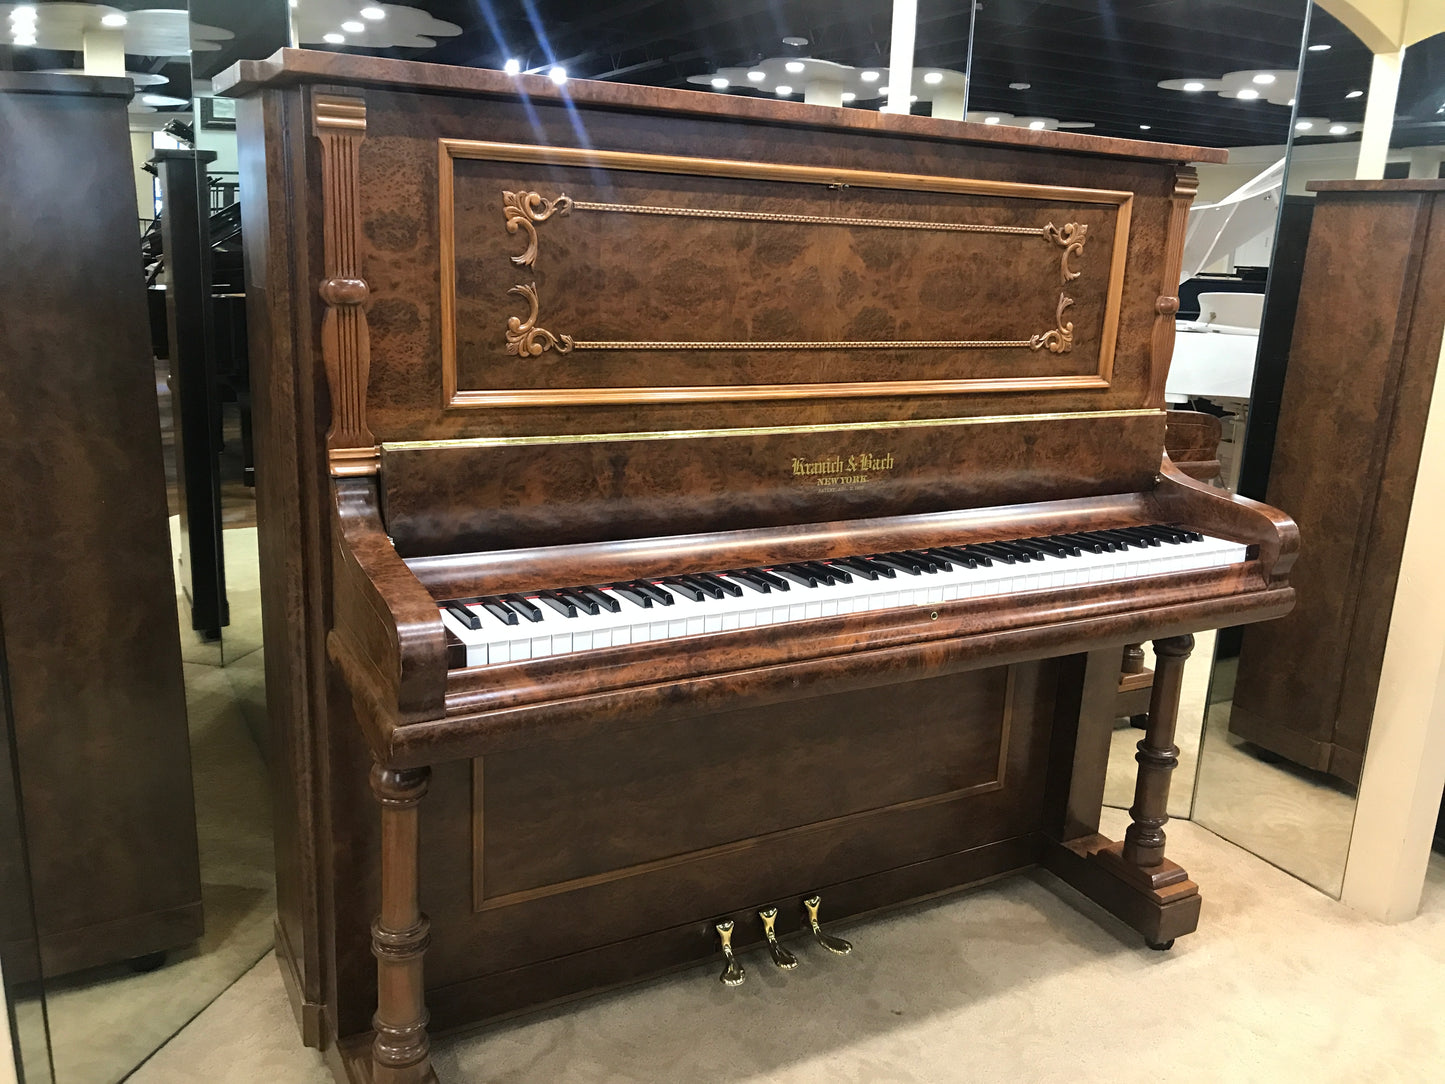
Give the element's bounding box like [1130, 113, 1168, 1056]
[662, 577, 708, 602]
[968, 543, 1019, 564]
[802, 560, 850, 584]
[903, 549, 951, 571]
[478, 597, 520, 626]
[502, 593, 545, 622]
[870, 553, 923, 576]
[1095, 529, 1153, 549]
[928, 546, 981, 568]
[634, 580, 675, 605]
[537, 591, 578, 617]
[746, 568, 790, 590]
[575, 587, 622, 613]
[694, 572, 743, 597]
[991, 541, 1042, 561]
[770, 565, 820, 588]
[726, 569, 773, 593]
[1024, 537, 1079, 558]
[1054, 533, 1119, 553]
[830, 557, 883, 580]
[1111, 527, 1163, 547]
[608, 582, 654, 608]
[444, 602, 482, 630]
[842, 556, 896, 579]
[556, 588, 601, 615]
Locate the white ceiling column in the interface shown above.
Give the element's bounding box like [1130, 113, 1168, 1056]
[1353, 48, 1405, 179]
[82, 26, 125, 76]
[885, 0, 917, 114]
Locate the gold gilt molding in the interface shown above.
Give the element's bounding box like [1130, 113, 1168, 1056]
[500, 193, 1090, 357]
[313, 93, 379, 476]
[438, 138, 1135, 408]
[503, 191, 574, 267]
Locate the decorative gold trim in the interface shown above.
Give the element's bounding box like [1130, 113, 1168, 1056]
[503, 190, 573, 267]
[312, 92, 379, 476]
[505, 283, 574, 355]
[470, 665, 1017, 912]
[500, 197, 1086, 356]
[383, 407, 1164, 453]
[439, 139, 1134, 408]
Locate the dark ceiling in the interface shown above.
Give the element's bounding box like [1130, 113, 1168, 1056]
[2, 1, 1442, 149]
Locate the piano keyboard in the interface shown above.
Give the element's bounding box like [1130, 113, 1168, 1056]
[437, 525, 1248, 668]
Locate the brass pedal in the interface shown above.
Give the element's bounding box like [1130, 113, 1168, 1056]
[715, 920, 745, 986]
[802, 895, 852, 955]
[758, 907, 798, 970]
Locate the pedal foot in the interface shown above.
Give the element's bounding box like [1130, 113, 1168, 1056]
[759, 907, 798, 970]
[716, 920, 745, 986]
[803, 895, 852, 955]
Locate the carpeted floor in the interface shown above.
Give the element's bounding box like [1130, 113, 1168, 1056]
[126, 807, 1445, 1084]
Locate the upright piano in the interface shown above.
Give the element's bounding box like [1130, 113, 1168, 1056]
[219, 50, 1297, 1084]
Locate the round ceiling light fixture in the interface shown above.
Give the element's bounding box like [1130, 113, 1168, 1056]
[747, 70, 765, 81]
[710, 77, 729, 89]
[984, 115, 1001, 124]
[549, 66, 567, 85]
[1346, 89, 1363, 99]
[360, 6, 386, 19]
[1182, 81, 1206, 92]
[1329, 123, 1348, 134]
[841, 92, 856, 102]
[1028, 119, 1045, 129]
[342, 20, 364, 33]
[101, 13, 127, 28]
[1295, 120, 1313, 131]
[860, 70, 879, 82]
[782, 36, 808, 47]
[924, 71, 944, 85]
[504, 58, 520, 74]
[1009, 81, 1030, 90]
[785, 61, 804, 73]
[1309, 43, 1331, 52]
[1236, 88, 1259, 100]
[1253, 73, 1276, 85]
[1139, 124, 1152, 130]
[775, 84, 793, 96]
[323, 32, 345, 44]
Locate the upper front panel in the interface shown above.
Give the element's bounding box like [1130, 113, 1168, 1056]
[441, 140, 1130, 407]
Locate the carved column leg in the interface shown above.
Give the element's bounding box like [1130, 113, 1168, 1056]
[1123, 634, 1193, 870]
[370, 764, 437, 1084]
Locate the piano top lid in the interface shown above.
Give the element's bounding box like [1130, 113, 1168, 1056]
[214, 48, 1228, 168]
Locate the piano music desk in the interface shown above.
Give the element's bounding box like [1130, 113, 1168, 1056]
[218, 51, 1296, 1084]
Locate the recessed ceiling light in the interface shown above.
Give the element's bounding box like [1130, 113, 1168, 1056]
[1009, 82, 1030, 90]
[747, 70, 766, 81]
[878, 86, 889, 95]
[141, 93, 188, 107]
[1236, 88, 1259, 100]
[549, 66, 567, 85]
[775, 85, 793, 96]
[9, 7, 36, 22]
[785, 61, 805, 73]
[1346, 89, 1363, 99]
[1182, 81, 1206, 93]
[1028, 120, 1046, 130]
[841, 92, 856, 102]
[1139, 124, 1151, 130]
[1287, 98, 1296, 106]
[342, 21, 364, 33]
[323, 32, 345, 44]
[360, 6, 386, 19]
[924, 72, 944, 85]
[1329, 124, 1348, 135]
[1295, 120, 1313, 131]
[860, 70, 879, 82]
[1253, 73, 1276, 85]
[1309, 43, 1331, 52]
[504, 58, 520, 74]
[12, 30, 35, 45]
[782, 36, 808, 47]
[101, 13, 127, 27]
[710, 77, 729, 89]
[984, 115, 1001, 124]
[910, 95, 919, 103]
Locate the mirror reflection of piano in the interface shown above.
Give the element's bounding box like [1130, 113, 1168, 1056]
[220, 51, 1299, 1084]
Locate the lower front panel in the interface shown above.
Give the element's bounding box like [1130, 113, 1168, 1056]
[333, 656, 1072, 1037]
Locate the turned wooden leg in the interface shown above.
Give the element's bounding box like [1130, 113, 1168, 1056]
[1123, 634, 1193, 869]
[370, 764, 437, 1084]
[1120, 643, 1146, 675]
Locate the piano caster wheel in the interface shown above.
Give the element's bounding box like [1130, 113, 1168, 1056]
[1146, 938, 1175, 952]
[802, 895, 852, 956]
[1130, 713, 1150, 730]
[715, 920, 746, 987]
[758, 908, 798, 970]
[128, 950, 167, 973]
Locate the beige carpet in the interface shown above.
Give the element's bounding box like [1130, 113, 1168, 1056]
[128, 808, 1445, 1084]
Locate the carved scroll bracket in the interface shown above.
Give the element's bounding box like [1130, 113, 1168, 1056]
[313, 93, 379, 476]
[506, 283, 574, 356]
[1030, 292, 1076, 354]
[504, 191, 574, 267]
[1044, 221, 1089, 283]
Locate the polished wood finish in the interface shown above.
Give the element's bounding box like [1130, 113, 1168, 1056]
[0, 72, 202, 979]
[221, 50, 1293, 1083]
[1232, 181, 1445, 783]
[154, 148, 229, 639]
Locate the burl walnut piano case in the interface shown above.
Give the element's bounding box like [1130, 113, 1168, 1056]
[218, 50, 1297, 1083]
